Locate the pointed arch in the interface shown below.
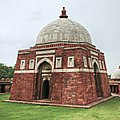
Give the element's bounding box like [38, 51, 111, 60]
[35, 58, 53, 73]
[92, 59, 99, 71]
[35, 61, 52, 100]
[92, 59, 103, 97]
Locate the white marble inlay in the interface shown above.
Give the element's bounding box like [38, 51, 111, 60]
[20, 60, 25, 70]
[36, 50, 55, 55]
[88, 57, 92, 68]
[90, 51, 98, 56]
[14, 70, 35, 73]
[83, 56, 87, 67]
[56, 57, 62, 68]
[68, 56, 74, 67]
[29, 59, 34, 69]
[14, 68, 107, 74]
[35, 55, 55, 73]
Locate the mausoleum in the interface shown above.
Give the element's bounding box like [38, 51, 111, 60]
[10, 7, 110, 105]
[109, 66, 120, 95]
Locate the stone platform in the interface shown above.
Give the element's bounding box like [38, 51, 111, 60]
[4, 96, 114, 108]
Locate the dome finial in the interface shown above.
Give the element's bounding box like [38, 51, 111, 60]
[59, 7, 68, 18]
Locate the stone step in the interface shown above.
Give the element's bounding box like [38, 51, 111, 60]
[36, 99, 51, 103]
[4, 96, 115, 108]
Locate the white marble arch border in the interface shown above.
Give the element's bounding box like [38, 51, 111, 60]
[35, 57, 54, 73]
[92, 59, 100, 71]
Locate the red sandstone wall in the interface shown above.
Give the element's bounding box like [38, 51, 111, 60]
[10, 73, 35, 101]
[10, 43, 111, 105]
[15, 51, 36, 70]
[100, 73, 111, 97]
[51, 72, 98, 105]
[50, 72, 63, 104]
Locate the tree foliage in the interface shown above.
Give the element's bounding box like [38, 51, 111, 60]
[0, 63, 14, 79]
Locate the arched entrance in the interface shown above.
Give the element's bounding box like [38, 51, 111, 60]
[42, 80, 49, 99]
[35, 62, 51, 100]
[93, 63, 103, 97]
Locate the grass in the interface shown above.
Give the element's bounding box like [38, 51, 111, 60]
[0, 94, 120, 120]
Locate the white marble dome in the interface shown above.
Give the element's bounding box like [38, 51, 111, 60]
[36, 18, 92, 45]
[111, 67, 120, 79]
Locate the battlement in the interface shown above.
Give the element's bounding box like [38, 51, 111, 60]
[0, 78, 13, 84]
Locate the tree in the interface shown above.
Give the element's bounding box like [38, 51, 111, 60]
[0, 63, 14, 79]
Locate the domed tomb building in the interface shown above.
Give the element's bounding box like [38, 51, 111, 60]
[109, 66, 120, 95]
[10, 7, 110, 105]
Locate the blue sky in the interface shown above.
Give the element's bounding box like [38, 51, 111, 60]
[0, 0, 120, 74]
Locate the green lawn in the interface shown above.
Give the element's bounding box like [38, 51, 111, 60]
[0, 94, 120, 120]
